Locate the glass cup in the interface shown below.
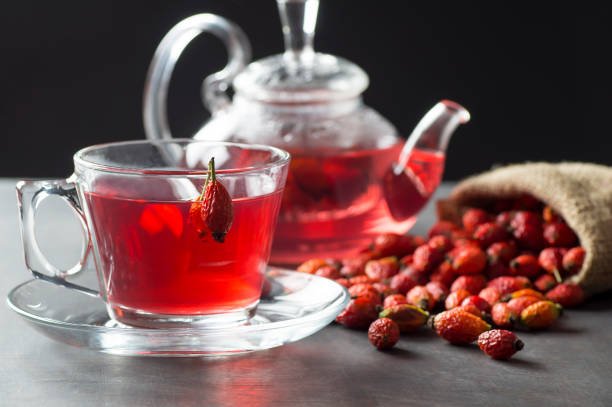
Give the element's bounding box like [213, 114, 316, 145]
[17, 140, 290, 328]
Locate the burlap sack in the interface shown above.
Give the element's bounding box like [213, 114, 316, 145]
[436, 162, 612, 296]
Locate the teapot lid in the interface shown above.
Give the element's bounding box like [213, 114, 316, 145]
[233, 0, 369, 104]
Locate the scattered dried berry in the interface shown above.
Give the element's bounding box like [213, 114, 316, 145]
[491, 302, 517, 328]
[383, 294, 408, 309]
[413, 244, 444, 273]
[520, 300, 562, 330]
[503, 288, 545, 301]
[348, 283, 381, 304]
[462, 295, 492, 313]
[368, 318, 400, 350]
[534, 274, 557, 292]
[430, 309, 491, 344]
[335, 297, 380, 329]
[379, 304, 429, 333]
[473, 222, 509, 248]
[478, 287, 502, 306]
[462, 208, 492, 233]
[457, 303, 483, 317]
[373, 233, 415, 258]
[507, 296, 542, 315]
[543, 222, 577, 248]
[478, 329, 524, 360]
[407, 285, 434, 311]
[365, 257, 400, 282]
[450, 274, 487, 295]
[509, 254, 541, 279]
[562, 247, 586, 275]
[545, 283, 585, 308]
[449, 246, 487, 275]
[487, 276, 528, 296]
[445, 289, 472, 310]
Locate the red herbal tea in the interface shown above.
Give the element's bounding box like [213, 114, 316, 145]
[85, 190, 283, 317]
[272, 145, 444, 265]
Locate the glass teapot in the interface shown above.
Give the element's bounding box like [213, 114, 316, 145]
[143, 0, 470, 265]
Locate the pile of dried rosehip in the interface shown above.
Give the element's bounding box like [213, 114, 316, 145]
[297, 195, 586, 360]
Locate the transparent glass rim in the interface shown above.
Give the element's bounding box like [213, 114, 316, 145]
[73, 139, 291, 176]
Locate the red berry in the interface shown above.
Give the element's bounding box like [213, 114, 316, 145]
[462, 208, 492, 233]
[379, 304, 429, 333]
[334, 278, 350, 289]
[451, 274, 487, 295]
[534, 274, 557, 292]
[199, 158, 234, 243]
[373, 233, 416, 257]
[335, 297, 380, 329]
[412, 244, 444, 273]
[427, 235, 453, 253]
[372, 283, 394, 298]
[383, 294, 408, 309]
[545, 283, 585, 308]
[510, 211, 542, 231]
[562, 247, 586, 275]
[457, 303, 483, 317]
[368, 318, 400, 350]
[487, 276, 527, 296]
[495, 211, 516, 229]
[509, 254, 541, 279]
[513, 224, 545, 251]
[431, 309, 491, 344]
[430, 261, 457, 287]
[462, 295, 492, 313]
[407, 285, 434, 311]
[449, 246, 487, 275]
[425, 281, 449, 304]
[473, 222, 509, 248]
[389, 271, 418, 295]
[478, 287, 502, 306]
[399, 266, 430, 286]
[542, 206, 561, 223]
[507, 296, 542, 315]
[314, 265, 341, 280]
[491, 302, 517, 328]
[543, 222, 577, 248]
[486, 241, 517, 263]
[428, 221, 460, 238]
[364, 257, 400, 282]
[445, 289, 472, 310]
[538, 248, 567, 275]
[478, 329, 524, 360]
[348, 283, 381, 304]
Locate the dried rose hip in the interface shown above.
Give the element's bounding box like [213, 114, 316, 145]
[457, 302, 483, 317]
[520, 300, 562, 330]
[538, 248, 567, 282]
[445, 289, 472, 310]
[449, 246, 487, 275]
[430, 261, 457, 287]
[349, 275, 372, 286]
[450, 274, 487, 295]
[473, 222, 509, 249]
[383, 294, 408, 309]
[545, 283, 585, 308]
[543, 222, 577, 248]
[563, 247, 586, 275]
[462, 208, 492, 233]
[491, 302, 517, 328]
[503, 288, 545, 301]
[348, 283, 381, 304]
[315, 265, 341, 280]
[425, 281, 449, 304]
[368, 318, 400, 350]
[335, 297, 380, 329]
[373, 233, 415, 257]
[430, 309, 491, 345]
[486, 241, 517, 264]
[297, 258, 330, 274]
[428, 221, 460, 238]
[534, 274, 557, 292]
[506, 296, 542, 315]
[389, 271, 418, 295]
[412, 244, 444, 273]
[478, 287, 502, 306]
[365, 257, 400, 282]
[379, 304, 429, 333]
[495, 211, 516, 229]
[487, 276, 528, 296]
[197, 158, 234, 243]
[513, 224, 545, 251]
[428, 235, 453, 254]
[406, 285, 434, 311]
[462, 295, 492, 314]
[509, 254, 541, 279]
[478, 329, 524, 360]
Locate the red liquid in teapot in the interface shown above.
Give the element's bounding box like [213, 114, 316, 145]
[271, 145, 444, 265]
[85, 190, 282, 317]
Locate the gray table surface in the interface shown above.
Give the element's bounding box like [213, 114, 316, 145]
[1, 178, 611, 407]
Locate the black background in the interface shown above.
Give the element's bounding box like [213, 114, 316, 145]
[2, 1, 611, 179]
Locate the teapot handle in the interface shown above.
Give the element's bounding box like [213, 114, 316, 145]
[143, 14, 251, 140]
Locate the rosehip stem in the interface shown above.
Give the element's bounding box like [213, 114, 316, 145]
[198, 157, 216, 201]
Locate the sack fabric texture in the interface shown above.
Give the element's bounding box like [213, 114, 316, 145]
[437, 162, 612, 296]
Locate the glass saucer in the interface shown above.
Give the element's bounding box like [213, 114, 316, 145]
[6, 268, 349, 357]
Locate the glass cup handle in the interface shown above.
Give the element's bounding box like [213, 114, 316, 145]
[16, 178, 98, 296]
[142, 13, 251, 141]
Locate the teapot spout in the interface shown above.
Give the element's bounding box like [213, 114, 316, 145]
[383, 100, 469, 222]
[395, 100, 470, 176]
